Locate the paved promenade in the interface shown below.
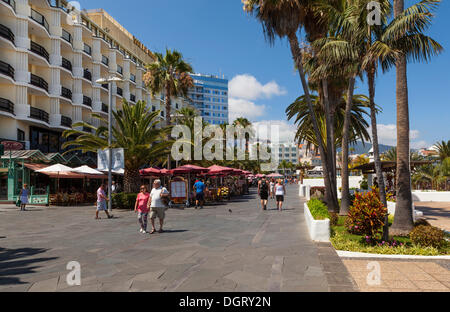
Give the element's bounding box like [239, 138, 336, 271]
[0, 185, 356, 292]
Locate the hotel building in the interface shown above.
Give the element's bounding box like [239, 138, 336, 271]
[188, 73, 228, 125]
[0, 0, 187, 153]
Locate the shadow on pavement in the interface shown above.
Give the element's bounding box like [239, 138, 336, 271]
[0, 247, 58, 286]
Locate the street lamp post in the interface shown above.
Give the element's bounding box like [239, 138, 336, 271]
[96, 76, 124, 213]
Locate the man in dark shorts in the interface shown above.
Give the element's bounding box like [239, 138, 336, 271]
[193, 179, 206, 209]
[258, 175, 269, 211]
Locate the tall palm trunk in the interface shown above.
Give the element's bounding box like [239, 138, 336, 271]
[124, 167, 141, 193]
[288, 33, 334, 209]
[391, 0, 414, 236]
[322, 79, 339, 212]
[340, 77, 356, 216]
[368, 67, 389, 240]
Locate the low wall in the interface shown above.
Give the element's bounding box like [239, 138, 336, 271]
[412, 191, 450, 202]
[304, 202, 330, 242]
[301, 176, 363, 189]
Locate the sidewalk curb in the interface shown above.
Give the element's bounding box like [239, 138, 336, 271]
[336, 250, 450, 260]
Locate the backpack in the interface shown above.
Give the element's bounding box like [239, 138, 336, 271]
[260, 181, 268, 193]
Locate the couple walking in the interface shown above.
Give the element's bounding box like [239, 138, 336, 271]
[258, 176, 286, 211]
[134, 180, 169, 234]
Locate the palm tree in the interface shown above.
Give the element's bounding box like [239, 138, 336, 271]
[435, 140, 450, 162]
[286, 93, 371, 150]
[232, 117, 253, 154]
[391, 0, 442, 236]
[62, 101, 172, 193]
[243, 0, 341, 211]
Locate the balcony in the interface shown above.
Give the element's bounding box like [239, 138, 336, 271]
[130, 94, 136, 102]
[61, 57, 72, 72]
[83, 43, 92, 56]
[116, 87, 123, 96]
[102, 103, 108, 113]
[82, 95, 92, 107]
[0, 97, 14, 115]
[0, 24, 14, 44]
[30, 41, 49, 62]
[61, 115, 72, 128]
[30, 8, 49, 33]
[83, 69, 92, 81]
[30, 73, 48, 92]
[0, 60, 14, 80]
[61, 29, 72, 44]
[61, 86, 72, 100]
[101, 55, 109, 66]
[30, 107, 49, 123]
[2, 0, 16, 12]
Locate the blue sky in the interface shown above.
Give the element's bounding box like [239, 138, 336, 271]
[79, 0, 449, 147]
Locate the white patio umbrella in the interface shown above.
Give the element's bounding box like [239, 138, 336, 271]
[72, 165, 104, 175]
[37, 164, 74, 192]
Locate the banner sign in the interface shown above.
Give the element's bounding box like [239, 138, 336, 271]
[97, 148, 125, 172]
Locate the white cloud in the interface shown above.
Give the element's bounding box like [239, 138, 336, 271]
[228, 98, 266, 121]
[229, 74, 287, 101]
[252, 120, 297, 143]
[370, 124, 427, 148]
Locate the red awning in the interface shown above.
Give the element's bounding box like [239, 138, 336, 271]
[24, 163, 49, 171]
[140, 168, 162, 176]
[171, 165, 209, 175]
[207, 165, 234, 175]
[38, 171, 86, 179]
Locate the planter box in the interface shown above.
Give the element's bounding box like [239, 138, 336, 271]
[304, 203, 330, 242]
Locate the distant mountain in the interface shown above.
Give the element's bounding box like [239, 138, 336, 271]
[337, 141, 394, 155]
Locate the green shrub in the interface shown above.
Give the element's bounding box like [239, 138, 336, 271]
[410, 225, 445, 248]
[414, 219, 431, 227]
[345, 191, 387, 237]
[112, 193, 138, 210]
[308, 199, 330, 220]
[360, 178, 369, 190]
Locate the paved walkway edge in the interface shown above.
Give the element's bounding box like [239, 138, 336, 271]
[337, 250, 450, 260]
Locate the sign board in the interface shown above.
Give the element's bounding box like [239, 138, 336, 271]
[1, 141, 23, 151]
[97, 148, 125, 172]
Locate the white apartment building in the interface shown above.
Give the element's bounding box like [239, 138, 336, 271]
[0, 1, 186, 153]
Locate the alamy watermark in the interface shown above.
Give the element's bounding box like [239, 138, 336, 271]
[66, 261, 81, 286]
[171, 118, 280, 172]
[367, 1, 382, 26]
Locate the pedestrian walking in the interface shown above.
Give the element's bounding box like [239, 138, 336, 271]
[95, 184, 113, 220]
[270, 179, 275, 200]
[18, 184, 30, 211]
[148, 180, 169, 234]
[258, 175, 269, 211]
[193, 179, 206, 209]
[135, 185, 150, 234]
[275, 179, 287, 211]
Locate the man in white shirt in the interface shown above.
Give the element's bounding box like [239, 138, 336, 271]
[148, 180, 169, 234]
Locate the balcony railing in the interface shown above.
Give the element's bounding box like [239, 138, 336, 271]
[82, 96, 92, 107]
[130, 94, 136, 102]
[30, 73, 48, 92]
[2, 0, 16, 12]
[0, 24, 14, 44]
[61, 57, 72, 71]
[61, 29, 72, 44]
[83, 69, 92, 81]
[30, 107, 49, 123]
[61, 86, 72, 100]
[102, 103, 108, 113]
[0, 60, 14, 79]
[101, 55, 109, 66]
[83, 43, 92, 56]
[0, 97, 14, 115]
[116, 87, 123, 96]
[30, 9, 49, 33]
[30, 41, 49, 62]
[61, 115, 72, 128]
